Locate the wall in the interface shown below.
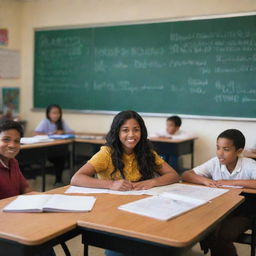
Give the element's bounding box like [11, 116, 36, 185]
[6, 0, 256, 166]
[0, 0, 22, 92]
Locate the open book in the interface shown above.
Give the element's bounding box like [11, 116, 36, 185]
[3, 194, 96, 213]
[118, 184, 228, 221]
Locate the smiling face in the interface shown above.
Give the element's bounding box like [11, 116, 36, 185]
[119, 118, 141, 154]
[216, 137, 242, 171]
[0, 129, 21, 165]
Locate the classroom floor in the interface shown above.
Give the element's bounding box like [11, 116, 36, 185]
[27, 169, 250, 256]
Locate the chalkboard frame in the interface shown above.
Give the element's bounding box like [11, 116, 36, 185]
[33, 12, 256, 120]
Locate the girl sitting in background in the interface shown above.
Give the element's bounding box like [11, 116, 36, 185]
[35, 104, 74, 186]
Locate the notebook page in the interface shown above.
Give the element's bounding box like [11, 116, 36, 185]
[159, 183, 228, 202]
[42, 194, 96, 212]
[3, 195, 52, 212]
[118, 195, 206, 221]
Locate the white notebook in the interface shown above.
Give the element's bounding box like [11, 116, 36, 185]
[118, 184, 228, 221]
[3, 194, 96, 213]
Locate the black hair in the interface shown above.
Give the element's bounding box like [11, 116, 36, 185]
[105, 110, 159, 180]
[46, 104, 63, 130]
[167, 115, 182, 127]
[217, 129, 245, 150]
[0, 119, 23, 137]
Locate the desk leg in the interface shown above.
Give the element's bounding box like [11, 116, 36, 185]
[69, 142, 74, 178]
[191, 140, 194, 169]
[82, 234, 89, 256]
[41, 159, 46, 192]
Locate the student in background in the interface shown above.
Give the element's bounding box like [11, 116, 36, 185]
[71, 110, 179, 256]
[35, 104, 73, 135]
[35, 104, 74, 186]
[151, 115, 192, 172]
[153, 115, 190, 140]
[0, 119, 55, 256]
[182, 129, 256, 256]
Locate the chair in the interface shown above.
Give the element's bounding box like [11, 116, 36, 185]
[60, 242, 71, 256]
[235, 215, 256, 256]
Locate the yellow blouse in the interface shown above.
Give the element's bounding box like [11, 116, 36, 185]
[88, 146, 164, 181]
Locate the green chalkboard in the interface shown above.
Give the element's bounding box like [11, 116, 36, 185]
[34, 15, 256, 118]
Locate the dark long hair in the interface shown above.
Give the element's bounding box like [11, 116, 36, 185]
[105, 110, 159, 180]
[46, 104, 63, 130]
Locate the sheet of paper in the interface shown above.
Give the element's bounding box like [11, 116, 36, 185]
[65, 186, 147, 195]
[157, 183, 228, 202]
[118, 195, 206, 221]
[220, 185, 243, 188]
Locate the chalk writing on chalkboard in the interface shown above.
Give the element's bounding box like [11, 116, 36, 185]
[34, 15, 256, 118]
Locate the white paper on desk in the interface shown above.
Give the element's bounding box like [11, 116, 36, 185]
[118, 194, 207, 221]
[3, 194, 96, 213]
[75, 135, 105, 140]
[220, 185, 244, 189]
[147, 183, 228, 202]
[65, 186, 147, 195]
[20, 136, 54, 144]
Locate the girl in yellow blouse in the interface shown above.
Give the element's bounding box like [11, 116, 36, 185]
[71, 110, 179, 191]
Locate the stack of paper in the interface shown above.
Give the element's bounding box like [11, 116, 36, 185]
[20, 135, 54, 144]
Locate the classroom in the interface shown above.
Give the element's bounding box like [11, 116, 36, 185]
[1, 0, 256, 256]
[1, 0, 256, 167]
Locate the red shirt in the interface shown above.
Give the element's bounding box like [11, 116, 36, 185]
[0, 158, 29, 199]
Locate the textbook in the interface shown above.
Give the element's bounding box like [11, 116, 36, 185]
[48, 134, 75, 139]
[118, 184, 228, 221]
[3, 194, 96, 213]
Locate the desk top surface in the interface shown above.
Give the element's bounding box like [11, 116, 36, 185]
[76, 188, 242, 247]
[0, 185, 244, 247]
[20, 139, 73, 149]
[19, 135, 197, 148]
[0, 187, 79, 245]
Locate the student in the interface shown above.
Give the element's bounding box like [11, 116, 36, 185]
[182, 129, 256, 256]
[71, 110, 179, 256]
[71, 110, 179, 190]
[151, 115, 192, 172]
[152, 115, 190, 140]
[35, 104, 74, 185]
[0, 119, 55, 256]
[0, 119, 31, 199]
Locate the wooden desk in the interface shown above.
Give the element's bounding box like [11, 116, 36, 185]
[73, 135, 197, 172]
[0, 187, 80, 256]
[17, 140, 73, 191]
[77, 189, 243, 256]
[149, 137, 197, 171]
[0, 185, 245, 256]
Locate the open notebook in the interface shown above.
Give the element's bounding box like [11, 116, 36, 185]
[3, 194, 96, 213]
[118, 184, 228, 221]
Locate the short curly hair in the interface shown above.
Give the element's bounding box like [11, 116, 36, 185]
[0, 119, 23, 137]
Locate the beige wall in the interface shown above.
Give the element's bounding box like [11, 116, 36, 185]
[3, 0, 256, 166]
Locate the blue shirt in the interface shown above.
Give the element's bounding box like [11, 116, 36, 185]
[35, 119, 73, 135]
